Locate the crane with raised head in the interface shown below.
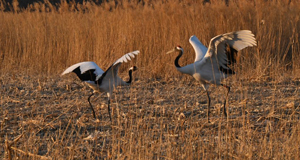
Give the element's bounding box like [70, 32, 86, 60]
[167, 30, 256, 122]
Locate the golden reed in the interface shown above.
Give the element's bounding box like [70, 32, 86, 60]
[0, 0, 299, 80]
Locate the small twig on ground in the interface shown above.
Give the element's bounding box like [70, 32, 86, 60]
[10, 146, 52, 160]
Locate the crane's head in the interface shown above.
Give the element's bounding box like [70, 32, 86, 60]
[166, 45, 184, 54]
[129, 66, 138, 71]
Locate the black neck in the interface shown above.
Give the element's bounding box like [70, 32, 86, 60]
[126, 70, 133, 84]
[175, 50, 183, 68]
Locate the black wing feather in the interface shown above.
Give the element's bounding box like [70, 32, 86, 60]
[73, 66, 97, 82]
[95, 65, 112, 85]
[219, 44, 238, 75]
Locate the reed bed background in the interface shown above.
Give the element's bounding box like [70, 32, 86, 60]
[0, 0, 299, 79]
[1, 0, 300, 159]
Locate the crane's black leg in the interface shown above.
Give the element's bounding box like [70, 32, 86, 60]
[88, 92, 96, 119]
[221, 84, 230, 117]
[206, 90, 211, 123]
[107, 98, 112, 122]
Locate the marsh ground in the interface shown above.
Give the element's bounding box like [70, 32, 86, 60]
[1, 74, 300, 159]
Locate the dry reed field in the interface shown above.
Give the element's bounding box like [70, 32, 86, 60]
[1, 0, 300, 159]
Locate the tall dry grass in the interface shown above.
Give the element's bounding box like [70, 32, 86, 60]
[0, 0, 299, 80]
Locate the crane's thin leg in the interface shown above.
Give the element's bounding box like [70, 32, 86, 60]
[107, 98, 112, 122]
[88, 92, 96, 119]
[221, 84, 230, 117]
[206, 90, 211, 123]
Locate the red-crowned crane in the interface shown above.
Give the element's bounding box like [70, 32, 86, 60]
[62, 50, 139, 121]
[167, 30, 256, 122]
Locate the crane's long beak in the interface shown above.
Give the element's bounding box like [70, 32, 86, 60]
[166, 48, 176, 54]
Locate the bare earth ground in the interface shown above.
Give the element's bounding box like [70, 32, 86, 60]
[1, 74, 300, 159]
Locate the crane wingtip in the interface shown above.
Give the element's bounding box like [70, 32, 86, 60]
[189, 35, 198, 40]
[132, 50, 140, 54]
[61, 70, 71, 76]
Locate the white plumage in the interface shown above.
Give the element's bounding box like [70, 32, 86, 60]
[62, 50, 139, 121]
[62, 61, 104, 77]
[189, 35, 208, 62]
[167, 30, 256, 121]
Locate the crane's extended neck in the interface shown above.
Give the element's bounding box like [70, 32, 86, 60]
[126, 66, 137, 84]
[126, 70, 133, 84]
[175, 49, 183, 68]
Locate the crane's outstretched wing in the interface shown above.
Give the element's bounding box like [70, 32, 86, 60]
[96, 50, 140, 85]
[201, 30, 256, 71]
[189, 35, 208, 62]
[61, 61, 104, 84]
